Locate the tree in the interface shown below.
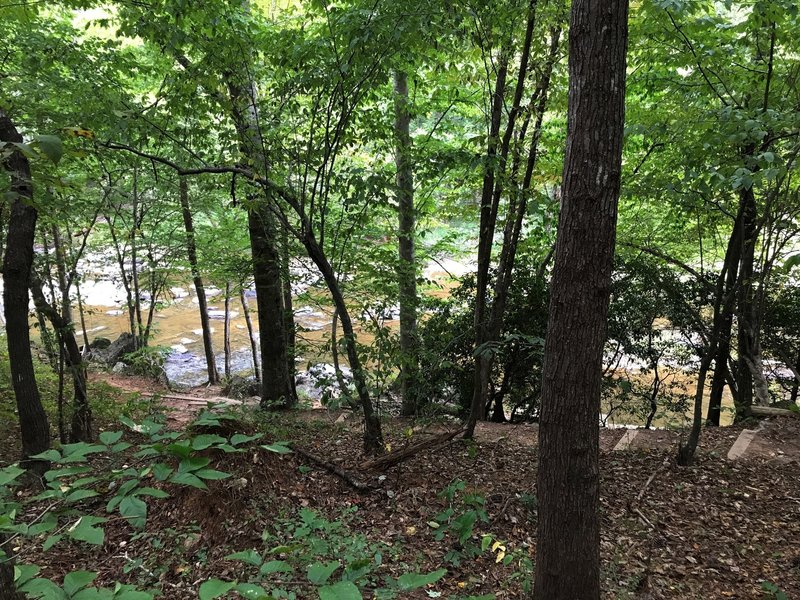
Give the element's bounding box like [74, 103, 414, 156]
[533, 0, 629, 597]
[0, 109, 51, 473]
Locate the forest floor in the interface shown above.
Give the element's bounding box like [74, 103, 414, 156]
[3, 374, 800, 599]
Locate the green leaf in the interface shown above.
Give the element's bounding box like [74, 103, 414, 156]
[169, 472, 207, 489]
[64, 571, 97, 596]
[65, 489, 99, 503]
[198, 579, 236, 600]
[43, 534, 63, 551]
[307, 561, 340, 585]
[99, 431, 124, 445]
[31, 450, 62, 462]
[318, 581, 362, 600]
[234, 583, 273, 599]
[0, 465, 25, 486]
[191, 434, 226, 450]
[178, 456, 211, 473]
[225, 549, 262, 566]
[397, 569, 447, 591]
[230, 433, 263, 446]
[194, 469, 230, 481]
[68, 516, 106, 545]
[119, 496, 148, 528]
[260, 560, 293, 575]
[14, 564, 40, 586]
[34, 134, 63, 165]
[152, 463, 173, 481]
[261, 443, 292, 454]
[133, 487, 169, 499]
[18, 576, 66, 600]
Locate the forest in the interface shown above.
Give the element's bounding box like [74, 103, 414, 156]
[1, 0, 799, 598]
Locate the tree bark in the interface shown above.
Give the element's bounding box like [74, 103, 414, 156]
[393, 69, 419, 416]
[0, 109, 51, 473]
[735, 186, 759, 420]
[707, 205, 743, 425]
[224, 281, 232, 379]
[533, 1, 629, 598]
[179, 176, 219, 384]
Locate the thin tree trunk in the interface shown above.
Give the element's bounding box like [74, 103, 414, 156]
[331, 307, 349, 397]
[74, 278, 91, 355]
[280, 226, 297, 399]
[707, 206, 743, 425]
[131, 167, 144, 344]
[0, 533, 25, 600]
[224, 281, 232, 379]
[0, 109, 51, 473]
[29, 272, 92, 442]
[106, 213, 138, 348]
[179, 176, 219, 384]
[533, 2, 629, 597]
[394, 69, 419, 417]
[735, 186, 758, 420]
[305, 235, 383, 453]
[240, 289, 261, 383]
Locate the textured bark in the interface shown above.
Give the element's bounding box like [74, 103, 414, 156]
[0, 533, 24, 600]
[1, 109, 51, 473]
[179, 177, 219, 384]
[248, 205, 295, 406]
[533, 1, 629, 598]
[707, 206, 743, 425]
[280, 227, 297, 399]
[226, 67, 295, 407]
[394, 70, 419, 416]
[735, 186, 758, 419]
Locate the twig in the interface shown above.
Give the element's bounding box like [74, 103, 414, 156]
[293, 447, 374, 492]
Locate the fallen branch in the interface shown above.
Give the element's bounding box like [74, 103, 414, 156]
[293, 447, 374, 492]
[359, 427, 466, 472]
[750, 406, 800, 418]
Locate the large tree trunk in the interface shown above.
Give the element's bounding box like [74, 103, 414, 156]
[226, 66, 296, 408]
[0, 109, 51, 473]
[393, 70, 419, 417]
[248, 204, 295, 407]
[533, 1, 629, 598]
[179, 176, 220, 384]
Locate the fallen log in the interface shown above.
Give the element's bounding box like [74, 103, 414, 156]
[359, 427, 466, 472]
[750, 406, 800, 418]
[293, 447, 374, 492]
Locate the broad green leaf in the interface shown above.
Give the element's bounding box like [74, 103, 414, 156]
[178, 456, 211, 473]
[198, 579, 236, 600]
[169, 472, 207, 489]
[225, 549, 262, 566]
[0, 465, 25, 486]
[99, 431, 124, 445]
[234, 583, 273, 599]
[318, 581, 362, 600]
[68, 516, 106, 545]
[397, 569, 447, 591]
[191, 434, 227, 450]
[64, 571, 97, 596]
[307, 561, 340, 585]
[230, 433, 263, 446]
[261, 443, 292, 454]
[119, 496, 148, 528]
[34, 134, 63, 164]
[194, 469, 230, 481]
[260, 560, 293, 575]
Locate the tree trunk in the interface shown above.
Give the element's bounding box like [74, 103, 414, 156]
[29, 273, 92, 442]
[249, 204, 295, 407]
[0, 109, 51, 473]
[224, 281, 232, 379]
[305, 235, 383, 453]
[130, 167, 144, 345]
[0, 534, 24, 600]
[394, 69, 419, 417]
[533, 2, 629, 598]
[280, 226, 297, 399]
[735, 186, 758, 420]
[240, 289, 261, 383]
[707, 205, 743, 425]
[179, 177, 219, 384]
